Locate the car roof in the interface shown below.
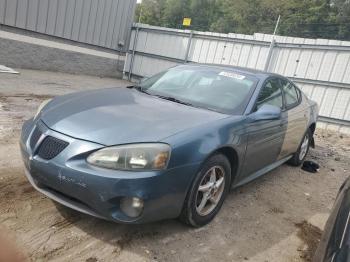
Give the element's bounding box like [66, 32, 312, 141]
[183, 63, 286, 81]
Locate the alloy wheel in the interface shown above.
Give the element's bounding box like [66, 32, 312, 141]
[299, 134, 309, 161]
[195, 166, 225, 216]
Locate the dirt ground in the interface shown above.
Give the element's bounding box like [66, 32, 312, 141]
[0, 69, 349, 262]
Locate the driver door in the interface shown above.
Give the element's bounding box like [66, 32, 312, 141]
[240, 78, 286, 179]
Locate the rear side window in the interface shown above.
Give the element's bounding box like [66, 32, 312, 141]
[281, 80, 299, 107]
[256, 78, 283, 110]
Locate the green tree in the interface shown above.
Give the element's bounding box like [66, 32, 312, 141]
[162, 0, 189, 28]
[134, 0, 350, 40]
[277, 0, 338, 39]
[211, 0, 266, 34]
[333, 0, 350, 39]
[189, 0, 222, 31]
[135, 0, 167, 25]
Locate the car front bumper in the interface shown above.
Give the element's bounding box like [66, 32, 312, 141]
[20, 119, 199, 223]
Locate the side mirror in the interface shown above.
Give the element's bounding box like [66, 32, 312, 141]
[249, 104, 281, 121]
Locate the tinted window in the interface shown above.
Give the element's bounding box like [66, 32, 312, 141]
[139, 65, 258, 114]
[256, 78, 283, 110]
[281, 80, 299, 107]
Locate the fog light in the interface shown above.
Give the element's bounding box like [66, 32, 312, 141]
[120, 197, 144, 218]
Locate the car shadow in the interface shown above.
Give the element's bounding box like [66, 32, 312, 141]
[52, 161, 328, 261]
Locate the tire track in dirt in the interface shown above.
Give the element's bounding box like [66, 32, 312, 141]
[0, 166, 86, 261]
[0, 167, 130, 261]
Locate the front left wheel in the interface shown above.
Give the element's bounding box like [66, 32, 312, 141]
[180, 154, 231, 227]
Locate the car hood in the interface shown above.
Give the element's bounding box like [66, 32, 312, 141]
[40, 88, 229, 145]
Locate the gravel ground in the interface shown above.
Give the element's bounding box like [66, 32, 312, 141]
[0, 69, 349, 262]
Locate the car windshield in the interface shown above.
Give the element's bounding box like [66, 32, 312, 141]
[138, 65, 258, 114]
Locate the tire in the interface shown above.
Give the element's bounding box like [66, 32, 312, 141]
[288, 128, 312, 166]
[180, 154, 231, 227]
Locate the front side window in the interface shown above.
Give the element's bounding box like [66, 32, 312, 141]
[281, 80, 299, 107]
[256, 78, 283, 110]
[139, 65, 258, 114]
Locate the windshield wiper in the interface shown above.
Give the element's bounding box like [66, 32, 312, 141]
[154, 95, 195, 107]
[128, 86, 194, 107]
[127, 85, 150, 95]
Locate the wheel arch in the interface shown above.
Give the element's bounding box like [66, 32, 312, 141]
[309, 122, 316, 134]
[207, 146, 239, 186]
[308, 122, 316, 148]
[179, 145, 240, 225]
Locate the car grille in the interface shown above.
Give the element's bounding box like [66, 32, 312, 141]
[30, 126, 42, 149]
[37, 136, 69, 160]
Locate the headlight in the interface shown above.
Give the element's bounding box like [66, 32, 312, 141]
[87, 143, 171, 171]
[34, 99, 52, 119]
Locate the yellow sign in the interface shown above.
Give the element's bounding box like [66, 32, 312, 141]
[183, 18, 191, 26]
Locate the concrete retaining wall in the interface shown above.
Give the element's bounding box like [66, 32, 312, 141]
[0, 30, 124, 78]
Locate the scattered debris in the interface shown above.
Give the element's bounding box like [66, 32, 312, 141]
[85, 257, 98, 262]
[302, 161, 320, 173]
[0, 65, 19, 74]
[0, 93, 54, 100]
[267, 207, 284, 214]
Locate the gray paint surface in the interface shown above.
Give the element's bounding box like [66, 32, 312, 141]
[0, 0, 136, 52]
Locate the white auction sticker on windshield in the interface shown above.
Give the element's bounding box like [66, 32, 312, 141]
[219, 71, 245, 80]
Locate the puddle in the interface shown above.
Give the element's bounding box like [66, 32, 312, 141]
[295, 220, 323, 261]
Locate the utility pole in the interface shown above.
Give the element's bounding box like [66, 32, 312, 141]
[273, 15, 281, 36]
[138, 5, 143, 23]
[264, 15, 281, 72]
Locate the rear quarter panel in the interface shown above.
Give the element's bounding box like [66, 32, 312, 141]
[279, 92, 310, 157]
[307, 95, 319, 126]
